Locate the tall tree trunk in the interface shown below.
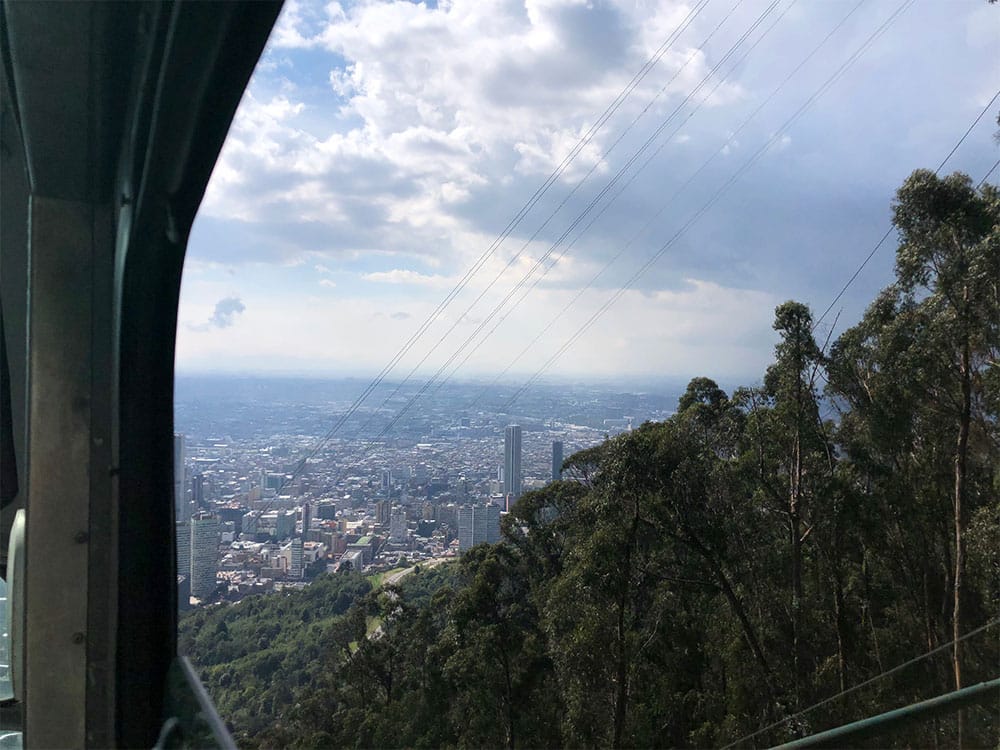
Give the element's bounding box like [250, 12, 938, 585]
[833, 573, 847, 694]
[684, 531, 775, 686]
[613, 598, 629, 750]
[501, 647, 515, 750]
[790, 506, 803, 705]
[791, 359, 805, 708]
[953, 337, 972, 746]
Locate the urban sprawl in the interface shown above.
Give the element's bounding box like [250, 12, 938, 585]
[173, 376, 678, 608]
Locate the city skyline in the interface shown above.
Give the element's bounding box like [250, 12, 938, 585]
[169, 374, 653, 603]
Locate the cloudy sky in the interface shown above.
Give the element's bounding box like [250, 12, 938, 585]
[176, 0, 998, 384]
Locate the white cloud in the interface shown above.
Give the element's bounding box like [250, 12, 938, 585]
[199, 0, 729, 268]
[361, 269, 457, 288]
[180, 0, 999, 381]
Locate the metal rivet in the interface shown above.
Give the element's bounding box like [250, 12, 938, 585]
[74, 531, 89, 544]
[72, 632, 85, 645]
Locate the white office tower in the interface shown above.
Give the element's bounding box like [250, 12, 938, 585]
[458, 504, 502, 550]
[390, 506, 408, 543]
[290, 538, 304, 577]
[504, 425, 522, 501]
[458, 506, 475, 551]
[190, 512, 220, 599]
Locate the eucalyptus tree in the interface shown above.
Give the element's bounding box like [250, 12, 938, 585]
[891, 171, 1000, 699]
[827, 171, 999, 743]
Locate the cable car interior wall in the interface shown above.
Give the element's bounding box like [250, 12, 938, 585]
[0, 2, 282, 747]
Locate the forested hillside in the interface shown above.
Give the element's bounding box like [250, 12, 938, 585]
[183, 170, 999, 748]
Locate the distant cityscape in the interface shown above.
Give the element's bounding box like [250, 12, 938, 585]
[173, 375, 681, 607]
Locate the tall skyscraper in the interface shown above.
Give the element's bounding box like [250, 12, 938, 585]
[301, 502, 312, 535]
[551, 440, 564, 481]
[457, 506, 476, 551]
[504, 424, 522, 501]
[275, 509, 296, 540]
[389, 507, 408, 543]
[458, 503, 502, 550]
[486, 503, 501, 543]
[191, 473, 204, 508]
[190, 512, 220, 599]
[289, 538, 304, 577]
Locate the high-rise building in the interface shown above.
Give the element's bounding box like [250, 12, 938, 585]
[191, 473, 204, 508]
[473, 504, 487, 545]
[375, 499, 392, 526]
[389, 507, 408, 543]
[190, 512, 220, 599]
[301, 502, 312, 535]
[275, 509, 295, 540]
[551, 440, 564, 481]
[380, 469, 392, 492]
[458, 506, 475, 551]
[486, 503, 501, 543]
[287, 538, 304, 576]
[504, 425, 522, 501]
[458, 503, 503, 551]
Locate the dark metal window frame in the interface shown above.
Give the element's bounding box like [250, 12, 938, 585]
[0, 2, 281, 746]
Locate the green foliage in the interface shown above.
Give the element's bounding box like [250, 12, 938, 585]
[183, 172, 999, 748]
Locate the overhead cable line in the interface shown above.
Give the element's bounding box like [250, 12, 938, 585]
[977, 157, 999, 188]
[502, 0, 916, 412]
[935, 91, 1000, 174]
[313, 0, 922, 487]
[720, 617, 1000, 749]
[323, 0, 794, 476]
[333, 0, 756, 444]
[250, 0, 713, 511]
[812, 87, 1000, 332]
[452, 0, 864, 401]
[312, 0, 899, 478]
